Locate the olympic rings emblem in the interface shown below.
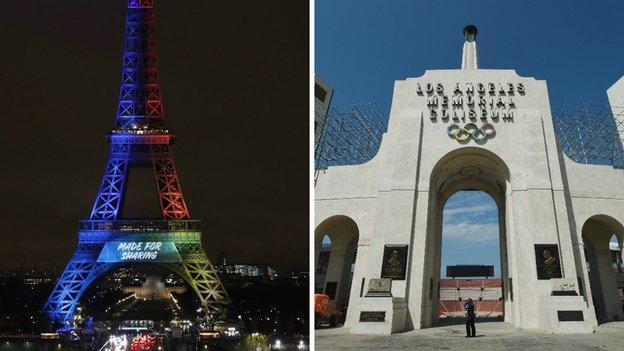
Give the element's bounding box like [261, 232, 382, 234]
[447, 123, 496, 144]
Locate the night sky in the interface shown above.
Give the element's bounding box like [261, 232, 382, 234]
[0, 1, 309, 270]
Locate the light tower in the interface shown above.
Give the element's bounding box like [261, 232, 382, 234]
[44, 0, 228, 330]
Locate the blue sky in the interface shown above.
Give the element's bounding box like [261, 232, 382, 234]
[316, 0, 624, 118]
[441, 192, 500, 277]
[316, 0, 624, 278]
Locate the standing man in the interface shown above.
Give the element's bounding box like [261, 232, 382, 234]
[464, 298, 476, 337]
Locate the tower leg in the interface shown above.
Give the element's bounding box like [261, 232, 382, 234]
[152, 145, 190, 220]
[46, 233, 226, 331]
[166, 243, 229, 322]
[44, 243, 113, 331]
[90, 150, 129, 220]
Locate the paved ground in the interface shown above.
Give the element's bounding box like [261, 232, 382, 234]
[315, 320, 624, 350]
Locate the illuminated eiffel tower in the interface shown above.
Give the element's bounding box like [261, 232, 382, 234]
[44, 0, 228, 330]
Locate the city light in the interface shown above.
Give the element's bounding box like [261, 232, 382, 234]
[224, 326, 240, 337]
[108, 335, 128, 351]
[169, 293, 182, 310]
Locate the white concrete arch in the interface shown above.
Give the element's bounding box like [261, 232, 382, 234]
[419, 146, 512, 327]
[314, 215, 361, 324]
[315, 215, 360, 251]
[581, 214, 624, 323]
[430, 146, 510, 204]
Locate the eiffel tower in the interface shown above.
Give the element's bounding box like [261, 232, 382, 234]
[44, 0, 228, 330]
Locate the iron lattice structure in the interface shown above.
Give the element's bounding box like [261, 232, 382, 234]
[314, 103, 386, 171]
[45, 0, 228, 330]
[553, 102, 624, 169]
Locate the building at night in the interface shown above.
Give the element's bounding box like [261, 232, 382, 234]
[231, 265, 274, 278]
[44, 0, 227, 330]
[315, 25, 624, 335]
[122, 276, 186, 300]
[217, 262, 277, 279]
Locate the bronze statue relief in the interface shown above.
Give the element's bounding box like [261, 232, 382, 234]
[381, 245, 408, 280]
[535, 244, 562, 280]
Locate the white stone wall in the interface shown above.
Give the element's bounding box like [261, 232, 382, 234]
[315, 67, 609, 334]
[315, 76, 334, 145]
[607, 76, 624, 146]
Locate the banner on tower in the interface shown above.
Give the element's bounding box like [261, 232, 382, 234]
[97, 241, 182, 263]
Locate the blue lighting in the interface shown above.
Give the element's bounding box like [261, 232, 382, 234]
[44, 0, 167, 328]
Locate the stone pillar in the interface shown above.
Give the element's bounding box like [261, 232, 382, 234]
[314, 236, 324, 293]
[336, 244, 356, 314]
[607, 76, 624, 147]
[574, 241, 599, 327]
[325, 248, 347, 306]
[594, 245, 624, 321]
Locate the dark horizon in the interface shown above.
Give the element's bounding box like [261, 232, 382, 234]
[0, 1, 309, 270]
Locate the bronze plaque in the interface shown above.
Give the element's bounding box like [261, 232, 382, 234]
[368, 278, 391, 293]
[381, 245, 408, 280]
[535, 244, 562, 280]
[359, 311, 386, 322]
[365, 278, 392, 297]
[557, 310, 584, 321]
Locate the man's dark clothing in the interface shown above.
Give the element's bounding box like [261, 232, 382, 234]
[464, 301, 476, 337]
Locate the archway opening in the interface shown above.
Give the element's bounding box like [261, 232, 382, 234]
[423, 147, 511, 328]
[582, 216, 624, 323]
[314, 216, 359, 327]
[437, 191, 504, 325]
